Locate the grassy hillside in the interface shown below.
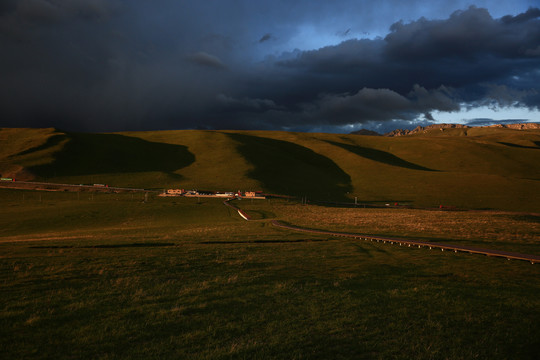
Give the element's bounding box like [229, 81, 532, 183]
[1, 127, 539, 211]
[0, 128, 67, 180]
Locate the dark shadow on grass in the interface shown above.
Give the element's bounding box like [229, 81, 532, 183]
[500, 214, 540, 223]
[243, 210, 276, 220]
[13, 134, 68, 157]
[30, 243, 175, 249]
[201, 239, 328, 244]
[414, 273, 456, 278]
[498, 141, 540, 150]
[29, 245, 74, 249]
[327, 140, 437, 171]
[30, 133, 195, 178]
[85, 243, 175, 248]
[366, 242, 390, 254]
[349, 243, 374, 257]
[226, 133, 352, 200]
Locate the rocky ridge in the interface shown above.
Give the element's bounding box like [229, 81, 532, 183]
[385, 123, 469, 136]
[351, 123, 540, 137]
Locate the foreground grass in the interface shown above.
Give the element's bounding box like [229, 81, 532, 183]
[1, 191, 539, 359]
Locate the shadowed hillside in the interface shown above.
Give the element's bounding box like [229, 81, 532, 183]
[0, 128, 68, 180]
[326, 140, 437, 172]
[226, 133, 352, 200]
[2, 127, 540, 211]
[30, 133, 195, 184]
[498, 141, 540, 150]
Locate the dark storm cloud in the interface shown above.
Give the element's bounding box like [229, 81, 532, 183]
[277, 6, 540, 89]
[472, 84, 533, 108]
[259, 33, 272, 43]
[0, 2, 539, 132]
[384, 6, 540, 60]
[423, 113, 435, 121]
[0, 0, 233, 131]
[335, 28, 351, 37]
[300, 86, 458, 125]
[0, 0, 123, 130]
[248, 6, 540, 128]
[216, 94, 280, 112]
[501, 7, 540, 23]
[0, 0, 113, 28]
[186, 52, 227, 69]
[198, 86, 458, 131]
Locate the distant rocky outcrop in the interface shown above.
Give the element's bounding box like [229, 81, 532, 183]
[384, 123, 540, 137]
[490, 123, 540, 130]
[349, 129, 381, 136]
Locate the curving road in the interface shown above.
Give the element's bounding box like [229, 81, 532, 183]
[223, 199, 252, 220]
[270, 220, 540, 264]
[223, 199, 539, 264]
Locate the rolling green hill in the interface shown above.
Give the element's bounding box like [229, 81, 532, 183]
[1, 126, 539, 211]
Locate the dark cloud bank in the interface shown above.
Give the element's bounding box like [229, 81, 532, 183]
[0, 2, 539, 133]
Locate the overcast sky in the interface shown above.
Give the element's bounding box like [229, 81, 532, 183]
[1, 0, 539, 133]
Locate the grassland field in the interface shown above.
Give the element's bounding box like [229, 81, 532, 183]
[1, 127, 539, 358]
[2, 127, 540, 211]
[1, 189, 539, 359]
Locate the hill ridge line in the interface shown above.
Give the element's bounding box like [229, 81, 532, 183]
[387, 122, 540, 136]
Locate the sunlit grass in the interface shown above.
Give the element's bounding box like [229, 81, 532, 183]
[242, 200, 540, 254]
